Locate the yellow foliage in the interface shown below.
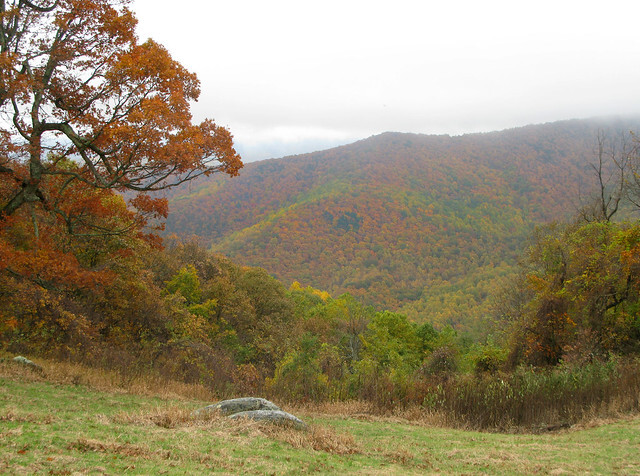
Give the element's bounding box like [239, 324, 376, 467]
[290, 281, 331, 301]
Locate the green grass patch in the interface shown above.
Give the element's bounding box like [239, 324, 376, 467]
[0, 366, 639, 475]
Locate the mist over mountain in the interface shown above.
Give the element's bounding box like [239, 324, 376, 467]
[164, 117, 640, 332]
[233, 136, 358, 163]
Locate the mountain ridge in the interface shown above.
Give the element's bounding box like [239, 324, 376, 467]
[164, 117, 640, 332]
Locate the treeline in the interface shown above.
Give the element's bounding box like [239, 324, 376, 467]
[0, 234, 476, 396]
[2, 131, 640, 429]
[2, 229, 639, 429]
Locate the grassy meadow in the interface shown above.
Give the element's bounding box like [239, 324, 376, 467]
[0, 358, 639, 475]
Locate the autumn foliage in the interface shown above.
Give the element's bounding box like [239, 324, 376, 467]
[163, 119, 640, 333]
[0, 0, 241, 288]
[1, 2, 640, 433]
[0, 0, 242, 362]
[0, 0, 241, 214]
[502, 221, 640, 366]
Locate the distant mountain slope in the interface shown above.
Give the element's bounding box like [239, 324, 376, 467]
[165, 117, 640, 332]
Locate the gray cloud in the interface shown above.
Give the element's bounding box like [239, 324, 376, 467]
[132, 0, 640, 162]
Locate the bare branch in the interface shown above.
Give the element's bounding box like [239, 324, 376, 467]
[579, 130, 630, 223]
[19, 0, 59, 13]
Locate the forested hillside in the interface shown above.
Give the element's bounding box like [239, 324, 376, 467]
[165, 117, 640, 332]
[4, 1, 640, 438]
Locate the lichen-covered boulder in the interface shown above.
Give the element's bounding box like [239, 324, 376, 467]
[194, 397, 281, 416]
[12, 356, 42, 372]
[229, 409, 308, 430]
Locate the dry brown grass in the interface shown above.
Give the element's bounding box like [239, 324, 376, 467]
[0, 354, 217, 402]
[565, 410, 640, 432]
[289, 400, 450, 428]
[68, 438, 165, 459]
[67, 437, 235, 470]
[289, 396, 640, 436]
[110, 404, 363, 456]
[261, 423, 362, 455]
[0, 408, 57, 425]
[110, 405, 223, 428]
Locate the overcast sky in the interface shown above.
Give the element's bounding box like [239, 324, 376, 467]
[132, 0, 640, 162]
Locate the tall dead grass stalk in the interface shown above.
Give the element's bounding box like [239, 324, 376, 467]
[0, 353, 217, 402]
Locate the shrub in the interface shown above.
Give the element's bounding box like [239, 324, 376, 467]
[423, 345, 458, 376]
[421, 358, 640, 430]
[471, 342, 508, 374]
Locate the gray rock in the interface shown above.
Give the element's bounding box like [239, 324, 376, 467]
[194, 397, 281, 416]
[12, 356, 42, 372]
[229, 409, 308, 430]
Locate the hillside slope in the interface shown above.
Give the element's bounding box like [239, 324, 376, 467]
[165, 117, 640, 331]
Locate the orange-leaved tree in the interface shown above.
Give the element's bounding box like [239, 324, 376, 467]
[0, 0, 242, 287]
[1, 0, 241, 217]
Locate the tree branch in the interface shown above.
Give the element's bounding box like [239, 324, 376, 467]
[19, 0, 59, 13]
